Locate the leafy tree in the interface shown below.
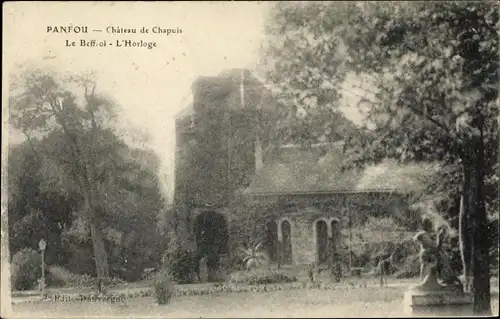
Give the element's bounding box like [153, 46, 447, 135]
[8, 141, 79, 267]
[9, 134, 166, 281]
[9, 68, 167, 284]
[347, 216, 416, 270]
[9, 69, 116, 283]
[262, 2, 498, 314]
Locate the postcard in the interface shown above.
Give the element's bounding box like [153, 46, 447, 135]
[2, 1, 499, 318]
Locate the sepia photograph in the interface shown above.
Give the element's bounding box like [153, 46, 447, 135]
[2, 1, 499, 318]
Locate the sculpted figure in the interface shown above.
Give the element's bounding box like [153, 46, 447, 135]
[413, 216, 463, 291]
[414, 217, 438, 283]
[435, 226, 463, 288]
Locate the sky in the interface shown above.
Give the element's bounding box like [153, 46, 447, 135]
[3, 1, 366, 203]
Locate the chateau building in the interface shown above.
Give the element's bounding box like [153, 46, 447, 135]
[174, 69, 434, 280]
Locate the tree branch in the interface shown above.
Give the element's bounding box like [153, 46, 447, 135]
[22, 130, 41, 158]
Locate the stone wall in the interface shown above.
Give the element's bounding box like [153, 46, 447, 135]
[174, 70, 273, 209]
[287, 213, 315, 266]
[238, 191, 415, 269]
[276, 209, 342, 268]
[176, 191, 415, 274]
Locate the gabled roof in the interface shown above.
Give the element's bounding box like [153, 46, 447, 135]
[243, 142, 439, 196]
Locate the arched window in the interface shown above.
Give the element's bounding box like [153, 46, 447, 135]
[316, 220, 329, 265]
[266, 221, 279, 263]
[330, 219, 340, 257]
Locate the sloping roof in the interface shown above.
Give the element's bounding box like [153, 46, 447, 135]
[243, 143, 439, 196]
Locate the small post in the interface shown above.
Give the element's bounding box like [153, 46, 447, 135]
[308, 262, 315, 283]
[38, 239, 47, 300]
[348, 212, 353, 275]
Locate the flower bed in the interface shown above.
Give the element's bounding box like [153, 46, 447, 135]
[19, 280, 377, 304]
[228, 269, 297, 285]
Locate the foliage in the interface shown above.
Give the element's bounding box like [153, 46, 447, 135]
[333, 216, 417, 270]
[37, 280, 408, 304]
[238, 241, 269, 270]
[8, 137, 166, 282]
[176, 73, 263, 208]
[393, 254, 421, 279]
[163, 249, 198, 284]
[348, 217, 413, 257]
[153, 268, 175, 305]
[46, 265, 77, 287]
[227, 268, 297, 285]
[227, 195, 279, 266]
[8, 68, 118, 280]
[262, 2, 498, 314]
[46, 265, 95, 288]
[8, 68, 166, 283]
[11, 248, 42, 291]
[46, 265, 125, 288]
[8, 143, 78, 268]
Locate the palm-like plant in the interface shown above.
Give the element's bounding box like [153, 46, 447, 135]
[239, 242, 269, 270]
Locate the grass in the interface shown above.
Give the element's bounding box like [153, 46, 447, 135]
[10, 274, 499, 318]
[11, 286, 499, 318]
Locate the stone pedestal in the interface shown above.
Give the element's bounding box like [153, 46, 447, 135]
[404, 267, 473, 316]
[404, 289, 473, 317]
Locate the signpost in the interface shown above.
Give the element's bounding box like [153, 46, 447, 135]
[38, 239, 47, 299]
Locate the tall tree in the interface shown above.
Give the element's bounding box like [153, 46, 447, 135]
[262, 2, 498, 314]
[8, 139, 84, 267]
[9, 69, 120, 284]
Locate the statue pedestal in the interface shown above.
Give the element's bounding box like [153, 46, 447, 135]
[404, 289, 473, 317]
[403, 271, 473, 316]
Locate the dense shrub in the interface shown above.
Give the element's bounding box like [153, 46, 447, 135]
[46, 265, 74, 287]
[163, 249, 198, 284]
[228, 269, 297, 285]
[11, 248, 42, 291]
[46, 265, 125, 288]
[339, 217, 418, 273]
[141, 267, 158, 281]
[393, 254, 420, 279]
[153, 268, 175, 305]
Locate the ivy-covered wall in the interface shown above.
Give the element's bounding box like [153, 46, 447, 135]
[174, 69, 276, 210]
[225, 191, 417, 269]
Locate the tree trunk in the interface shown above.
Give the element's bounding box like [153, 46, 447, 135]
[83, 187, 110, 282]
[463, 137, 492, 315]
[460, 171, 473, 293]
[471, 166, 491, 314]
[90, 220, 110, 279]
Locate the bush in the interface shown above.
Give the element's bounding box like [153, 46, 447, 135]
[153, 268, 175, 305]
[46, 265, 96, 288]
[46, 265, 125, 288]
[393, 253, 421, 279]
[163, 250, 198, 284]
[46, 265, 73, 287]
[228, 268, 297, 285]
[141, 267, 159, 281]
[11, 248, 42, 291]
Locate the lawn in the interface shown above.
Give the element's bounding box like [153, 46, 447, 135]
[11, 286, 500, 318]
